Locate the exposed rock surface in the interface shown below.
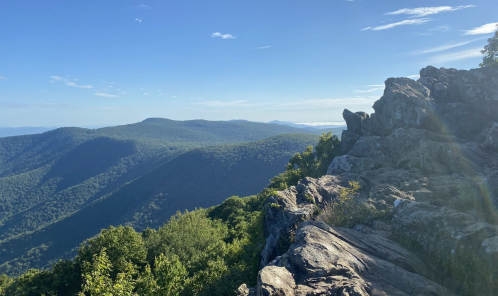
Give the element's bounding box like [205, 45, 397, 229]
[240, 66, 498, 295]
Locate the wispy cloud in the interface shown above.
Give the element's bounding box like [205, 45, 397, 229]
[417, 25, 451, 36]
[135, 18, 142, 23]
[407, 75, 420, 79]
[354, 87, 384, 93]
[385, 5, 475, 18]
[192, 100, 252, 107]
[258, 45, 271, 49]
[136, 4, 150, 9]
[413, 37, 487, 54]
[94, 93, 119, 98]
[463, 22, 498, 35]
[363, 18, 431, 31]
[429, 48, 482, 63]
[429, 25, 450, 32]
[0, 76, 7, 80]
[368, 84, 385, 87]
[211, 32, 236, 39]
[50, 76, 93, 89]
[361, 27, 372, 31]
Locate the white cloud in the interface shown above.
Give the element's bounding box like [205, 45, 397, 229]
[365, 19, 431, 31]
[361, 27, 372, 31]
[211, 32, 236, 39]
[172, 96, 177, 98]
[418, 33, 432, 36]
[385, 5, 475, 18]
[463, 22, 498, 35]
[0, 76, 7, 80]
[137, 4, 150, 9]
[144, 93, 148, 95]
[354, 87, 384, 93]
[65, 82, 93, 89]
[413, 37, 487, 54]
[258, 45, 271, 49]
[429, 48, 482, 63]
[94, 93, 119, 98]
[50, 76, 93, 89]
[429, 25, 450, 32]
[192, 100, 252, 107]
[407, 75, 420, 79]
[135, 18, 142, 23]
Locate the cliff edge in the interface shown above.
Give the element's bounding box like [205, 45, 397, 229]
[239, 66, 498, 296]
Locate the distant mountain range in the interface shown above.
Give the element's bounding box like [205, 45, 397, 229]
[0, 119, 345, 138]
[0, 127, 56, 138]
[0, 118, 321, 275]
[267, 120, 346, 134]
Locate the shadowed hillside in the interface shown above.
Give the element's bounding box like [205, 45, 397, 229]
[0, 132, 320, 275]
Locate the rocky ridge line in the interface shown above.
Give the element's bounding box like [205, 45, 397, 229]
[239, 66, 498, 296]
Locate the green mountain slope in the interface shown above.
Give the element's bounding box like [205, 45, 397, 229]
[0, 118, 321, 241]
[0, 131, 319, 275]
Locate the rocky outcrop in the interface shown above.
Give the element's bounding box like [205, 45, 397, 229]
[240, 66, 498, 296]
[260, 221, 454, 296]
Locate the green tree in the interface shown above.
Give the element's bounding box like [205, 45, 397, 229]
[78, 248, 136, 296]
[480, 24, 498, 68]
[269, 131, 341, 189]
[0, 274, 13, 295]
[77, 226, 147, 278]
[153, 254, 188, 296]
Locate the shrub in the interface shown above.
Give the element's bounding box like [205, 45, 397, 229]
[318, 182, 389, 228]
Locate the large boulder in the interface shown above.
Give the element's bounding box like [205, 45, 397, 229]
[372, 78, 435, 134]
[258, 221, 454, 296]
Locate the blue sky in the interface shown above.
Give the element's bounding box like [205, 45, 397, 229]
[0, 0, 496, 127]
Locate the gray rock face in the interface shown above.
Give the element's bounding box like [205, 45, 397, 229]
[260, 221, 453, 296]
[239, 66, 498, 296]
[485, 122, 498, 151]
[260, 176, 352, 267]
[373, 78, 435, 134]
[237, 284, 256, 296]
[392, 200, 498, 295]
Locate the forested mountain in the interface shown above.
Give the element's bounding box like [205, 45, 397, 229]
[0, 119, 321, 275]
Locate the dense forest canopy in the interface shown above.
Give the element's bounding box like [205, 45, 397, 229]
[0, 131, 341, 296]
[0, 121, 324, 276]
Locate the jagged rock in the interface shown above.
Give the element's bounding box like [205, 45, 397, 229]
[420, 65, 444, 79]
[241, 66, 498, 296]
[340, 130, 361, 155]
[392, 200, 498, 295]
[485, 122, 498, 151]
[434, 82, 449, 100]
[259, 221, 454, 296]
[372, 78, 434, 134]
[258, 266, 296, 296]
[343, 109, 366, 134]
[418, 76, 438, 93]
[260, 176, 352, 266]
[237, 284, 256, 296]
